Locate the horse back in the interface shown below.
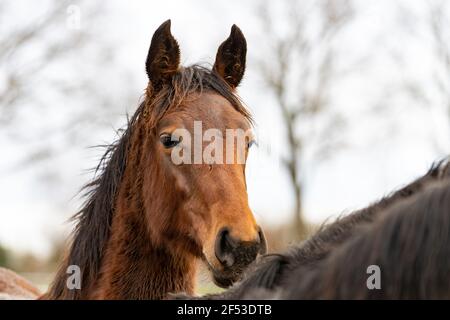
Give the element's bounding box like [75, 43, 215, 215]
[0, 267, 40, 300]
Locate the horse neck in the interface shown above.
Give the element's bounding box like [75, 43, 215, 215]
[89, 123, 198, 299]
[90, 223, 197, 299]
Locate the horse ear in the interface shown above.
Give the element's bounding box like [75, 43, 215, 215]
[213, 25, 247, 88]
[146, 20, 180, 90]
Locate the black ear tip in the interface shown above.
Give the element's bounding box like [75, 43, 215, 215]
[229, 24, 246, 45]
[230, 24, 243, 36]
[163, 19, 171, 29]
[155, 19, 172, 36]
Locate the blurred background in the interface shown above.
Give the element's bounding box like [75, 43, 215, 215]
[0, 0, 449, 293]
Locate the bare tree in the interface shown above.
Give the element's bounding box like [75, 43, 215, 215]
[0, 1, 136, 173]
[424, 0, 450, 152]
[256, 0, 354, 239]
[1, 1, 86, 122]
[396, 0, 450, 154]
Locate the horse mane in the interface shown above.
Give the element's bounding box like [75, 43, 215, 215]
[197, 158, 450, 299]
[45, 65, 252, 299]
[290, 177, 450, 299]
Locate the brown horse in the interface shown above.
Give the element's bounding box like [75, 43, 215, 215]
[0, 20, 266, 300]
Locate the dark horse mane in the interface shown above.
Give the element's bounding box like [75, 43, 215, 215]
[46, 65, 252, 299]
[194, 158, 450, 299]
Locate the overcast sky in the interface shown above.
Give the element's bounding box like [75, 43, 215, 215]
[0, 0, 449, 256]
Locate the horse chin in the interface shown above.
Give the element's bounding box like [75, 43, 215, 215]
[211, 273, 238, 288]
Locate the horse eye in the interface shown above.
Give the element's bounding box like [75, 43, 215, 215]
[160, 133, 181, 148]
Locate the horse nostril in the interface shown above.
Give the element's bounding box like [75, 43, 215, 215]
[215, 228, 236, 268]
[215, 227, 267, 269]
[258, 227, 268, 255]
